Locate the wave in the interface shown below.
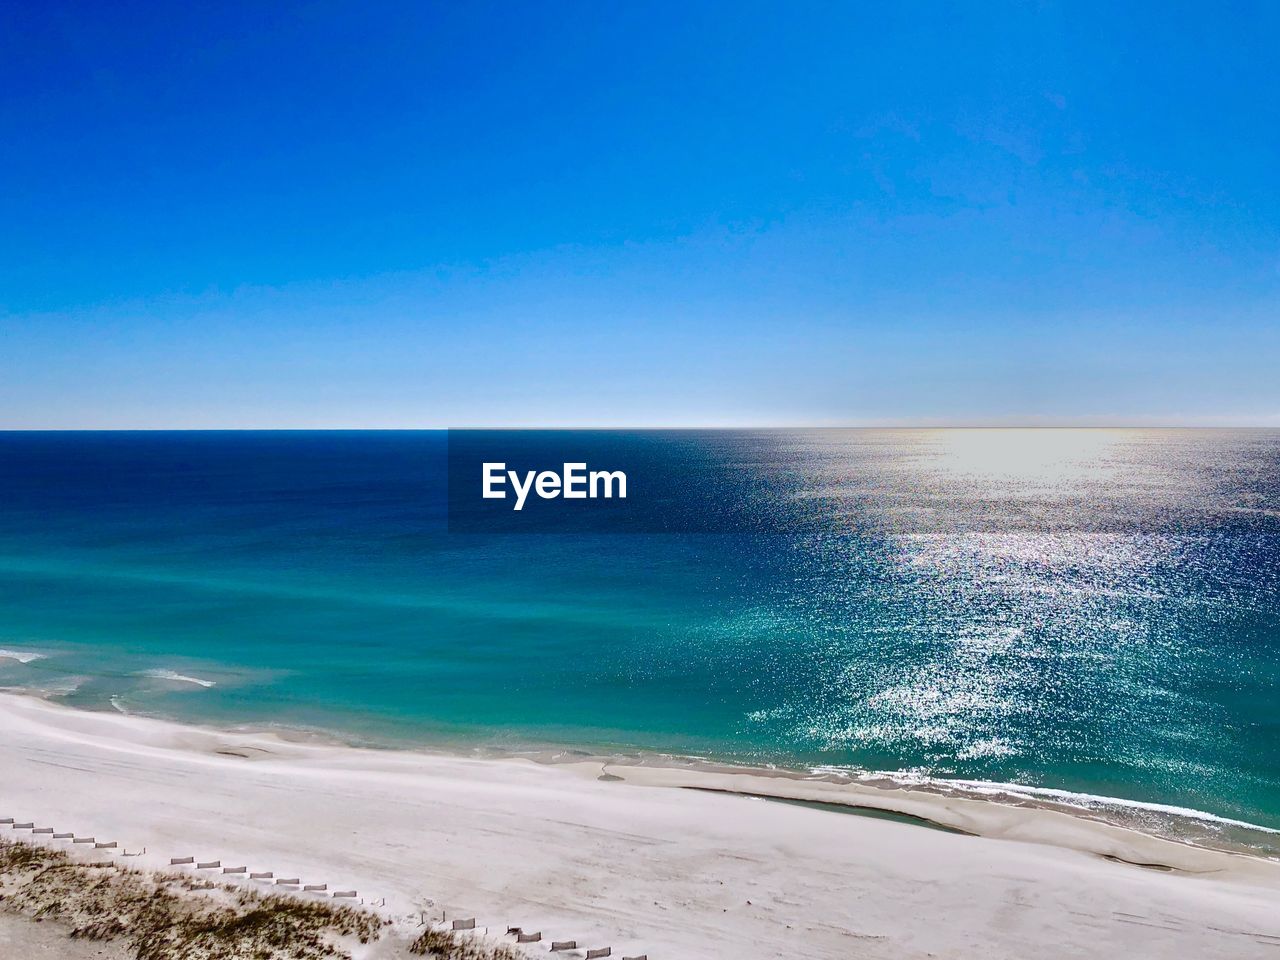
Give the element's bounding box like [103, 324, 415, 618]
[809, 765, 1280, 840]
[42, 676, 88, 696]
[141, 669, 217, 688]
[938, 776, 1280, 835]
[0, 648, 47, 664]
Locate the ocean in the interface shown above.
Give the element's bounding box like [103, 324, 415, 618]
[1, 429, 1277, 854]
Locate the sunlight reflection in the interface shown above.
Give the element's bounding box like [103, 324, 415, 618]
[926, 428, 1130, 488]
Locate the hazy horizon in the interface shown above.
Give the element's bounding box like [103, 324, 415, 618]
[2, 422, 1279, 431]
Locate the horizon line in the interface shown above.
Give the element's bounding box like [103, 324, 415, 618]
[2, 423, 1279, 432]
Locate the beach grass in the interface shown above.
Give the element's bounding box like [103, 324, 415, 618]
[409, 928, 521, 959]
[0, 838, 517, 960]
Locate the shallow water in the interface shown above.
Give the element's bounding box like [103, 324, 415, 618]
[0, 429, 1277, 853]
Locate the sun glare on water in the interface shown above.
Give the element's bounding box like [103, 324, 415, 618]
[926, 428, 1131, 490]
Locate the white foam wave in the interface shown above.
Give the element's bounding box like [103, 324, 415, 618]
[142, 669, 216, 688]
[817, 765, 1280, 837]
[40, 676, 88, 696]
[938, 777, 1280, 835]
[0, 649, 47, 664]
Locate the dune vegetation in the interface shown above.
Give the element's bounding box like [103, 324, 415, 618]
[0, 839, 518, 960]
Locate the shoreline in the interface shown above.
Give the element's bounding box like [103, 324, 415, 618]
[4, 691, 1280, 958]
[9, 677, 1278, 863]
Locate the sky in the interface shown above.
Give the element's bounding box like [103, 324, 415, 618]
[2, 1, 1278, 427]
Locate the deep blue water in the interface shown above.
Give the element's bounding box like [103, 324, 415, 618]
[1, 430, 1278, 851]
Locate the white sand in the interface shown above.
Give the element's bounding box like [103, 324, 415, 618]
[2, 693, 1279, 959]
[0, 912, 132, 959]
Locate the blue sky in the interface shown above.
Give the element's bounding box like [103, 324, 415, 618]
[2, 1, 1277, 427]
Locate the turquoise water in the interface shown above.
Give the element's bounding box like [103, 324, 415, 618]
[1, 430, 1278, 852]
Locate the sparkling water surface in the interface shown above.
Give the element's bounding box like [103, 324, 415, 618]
[1, 430, 1277, 852]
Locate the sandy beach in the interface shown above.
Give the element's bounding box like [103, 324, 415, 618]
[0, 911, 131, 959]
[2, 692, 1279, 959]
